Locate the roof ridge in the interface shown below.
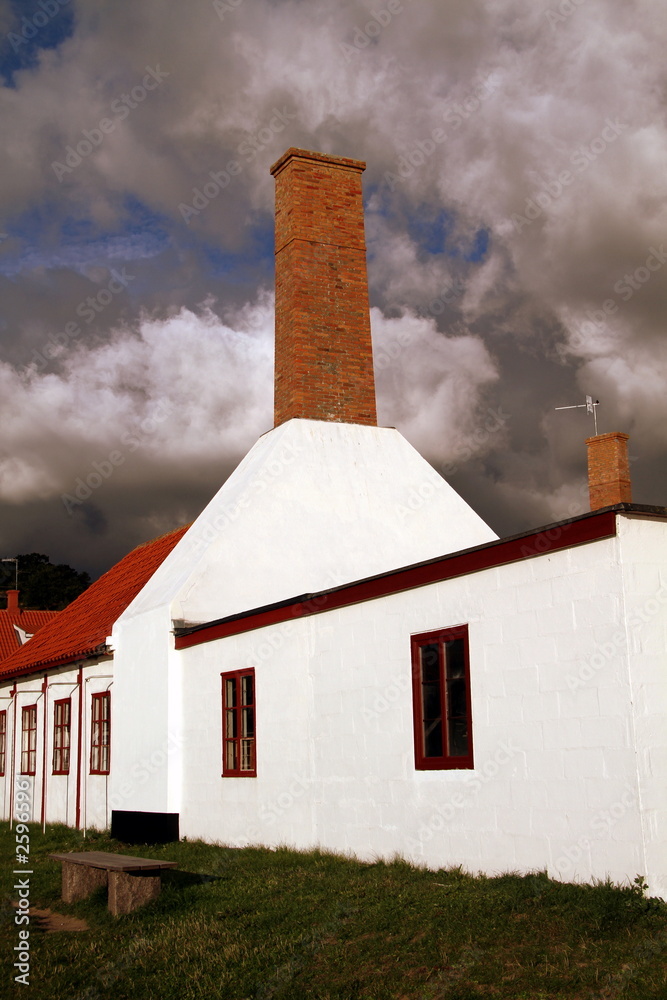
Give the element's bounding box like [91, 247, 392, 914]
[132, 522, 192, 551]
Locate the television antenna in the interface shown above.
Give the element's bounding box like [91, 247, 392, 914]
[555, 395, 600, 435]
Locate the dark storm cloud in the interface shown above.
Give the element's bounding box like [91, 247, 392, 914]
[0, 0, 665, 576]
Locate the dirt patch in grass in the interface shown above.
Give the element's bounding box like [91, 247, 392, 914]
[12, 902, 89, 933]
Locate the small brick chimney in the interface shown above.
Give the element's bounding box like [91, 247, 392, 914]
[270, 148, 377, 427]
[6, 590, 19, 612]
[586, 432, 632, 510]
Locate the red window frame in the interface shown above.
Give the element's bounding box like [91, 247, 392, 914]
[21, 704, 37, 776]
[411, 625, 474, 770]
[52, 698, 71, 775]
[221, 669, 256, 777]
[0, 710, 6, 776]
[90, 692, 110, 775]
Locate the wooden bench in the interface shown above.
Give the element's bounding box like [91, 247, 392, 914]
[49, 851, 177, 916]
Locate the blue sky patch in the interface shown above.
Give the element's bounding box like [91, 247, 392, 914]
[0, 196, 172, 276]
[0, 0, 76, 88]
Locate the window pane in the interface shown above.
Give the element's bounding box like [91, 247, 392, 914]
[445, 638, 465, 678]
[448, 718, 468, 757]
[422, 682, 441, 719]
[242, 707, 254, 738]
[241, 674, 253, 706]
[225, 740, 237, 770]
[240, 738, 254, 771]
[420, 643, 440, 682]
[447, 675, 467, 719]
[225, 708, 237, 738]
[424, 718, 443, 758]
[226, 679, 236, 708]
[420, 644, 443, 758]
[445, 639, 468, 757]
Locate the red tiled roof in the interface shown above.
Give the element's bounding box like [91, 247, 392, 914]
[0, 525, 189, 681]
[0, 608, 59, 662]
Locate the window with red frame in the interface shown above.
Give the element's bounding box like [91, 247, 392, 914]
[0, 710, 6, 776]
[411, 625, 473, 770]
[53, 699, 71, 775]
[21, 704, 37, 775]
[222, 669, 256, 776]
[90, 692, 110, 774]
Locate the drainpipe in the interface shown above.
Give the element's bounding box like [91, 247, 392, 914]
[9, 685, 16, 830]
[75, 666, 83, 830]
[104, 680, 114, 832]
[40, 676, 48, 829]
[0, 693, 13, 821]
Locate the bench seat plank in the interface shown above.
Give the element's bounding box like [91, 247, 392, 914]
[49, 851, 177, 872]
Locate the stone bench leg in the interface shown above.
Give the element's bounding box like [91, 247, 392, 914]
[61, 861, 108, 903]
[108, 871, 162, 916]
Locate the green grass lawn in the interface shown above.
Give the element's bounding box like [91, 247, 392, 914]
[1, 822, 666, 999]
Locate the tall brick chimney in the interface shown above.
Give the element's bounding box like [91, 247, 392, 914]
[6, 590, 19, 612]
[270, 148, 377, 427]
[586, 432, 632, 510]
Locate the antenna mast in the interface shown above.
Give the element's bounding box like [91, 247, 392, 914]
[555, 395, 600, 435]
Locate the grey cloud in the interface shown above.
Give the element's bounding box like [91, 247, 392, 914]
[0, 0, 665, 576]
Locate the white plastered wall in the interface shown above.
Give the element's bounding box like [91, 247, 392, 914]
[110, 607, 182, 819]
[122, 419, 497, 625]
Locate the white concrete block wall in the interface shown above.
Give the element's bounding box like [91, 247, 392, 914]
[179, 627, 315, 849]
[177, 521, 662, 894]
[617, 515, 667, 898]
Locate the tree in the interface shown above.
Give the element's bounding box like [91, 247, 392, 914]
[1, 554, 91, 611]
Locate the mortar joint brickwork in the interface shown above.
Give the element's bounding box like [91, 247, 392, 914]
[271, 148, 377, 427]
[586, 432, 632, 510]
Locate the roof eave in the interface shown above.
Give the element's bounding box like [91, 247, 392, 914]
[0, 644, 110, 684]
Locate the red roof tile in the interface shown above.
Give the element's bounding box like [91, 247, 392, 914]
[0, 525, 189, 681]
[0, 608, 59, 662]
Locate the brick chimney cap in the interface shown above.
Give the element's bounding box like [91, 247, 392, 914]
[270, 147, 366, 178]
[585, 431, 629, 445]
